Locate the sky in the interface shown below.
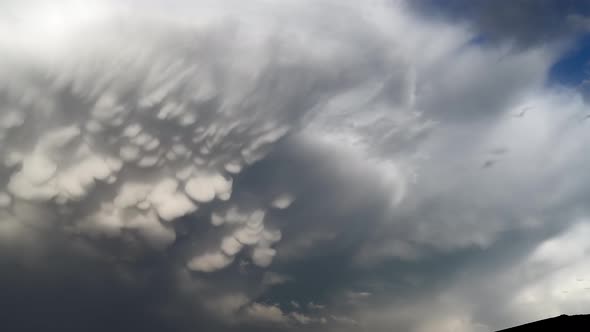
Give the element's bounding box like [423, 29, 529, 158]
[0, 1, 590, 331]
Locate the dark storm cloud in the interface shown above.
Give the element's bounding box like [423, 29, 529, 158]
[0, 239, 211, 332]
[406, 0, 590, 48]
[0, 0, 433, 330]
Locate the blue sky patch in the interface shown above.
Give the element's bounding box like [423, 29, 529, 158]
[549, 34, 590, 86]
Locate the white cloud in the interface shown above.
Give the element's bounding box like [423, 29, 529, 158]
[187, 251, 234, 273]
[290, 311, 312, 324]
[185, 176, 219, 203]
[244, 303, 288, 325]
[271, 193, 295, 209]
[503, 221, 590, 323]
[148, 178, 197, 221]
[220, 236, 244, 256]
[251, 247, 277, 268]
[530, 222, 590, 267]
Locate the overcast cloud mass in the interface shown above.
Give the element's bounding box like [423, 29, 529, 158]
[1, 1, 590, 331]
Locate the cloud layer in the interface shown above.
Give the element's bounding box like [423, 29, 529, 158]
[1, 1, 590, 331]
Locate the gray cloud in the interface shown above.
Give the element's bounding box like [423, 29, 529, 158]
[1, 1, 590, 332]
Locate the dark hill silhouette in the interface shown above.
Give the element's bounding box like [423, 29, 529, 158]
[496, 314, 590, 331]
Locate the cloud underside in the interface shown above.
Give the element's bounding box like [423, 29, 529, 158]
[0, 1, 590, 331]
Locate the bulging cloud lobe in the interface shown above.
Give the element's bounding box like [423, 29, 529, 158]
[0, 0, 428, 329]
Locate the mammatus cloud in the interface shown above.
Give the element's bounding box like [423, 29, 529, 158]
[0, 0, 428, 329]
[1, 1, 590, 332]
